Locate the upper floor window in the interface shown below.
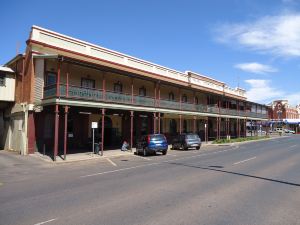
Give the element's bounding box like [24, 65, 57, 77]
[46, 72, 56, 86]
[195, 97, 199, 104]
[169, 92, 175, 101]
[114, 81, 123, 93]
[0, 73, 5, 86]
[182, 94, 188, 103]
[81, 78, 95, 89]
[139, 86, 146, 96]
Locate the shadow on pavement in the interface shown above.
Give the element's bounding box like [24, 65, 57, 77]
[168, 162, 300, 187]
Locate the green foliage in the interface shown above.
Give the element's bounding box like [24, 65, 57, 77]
[212, 136, 270, 144]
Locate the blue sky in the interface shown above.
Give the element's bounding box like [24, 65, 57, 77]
[1, 0, 299, 105]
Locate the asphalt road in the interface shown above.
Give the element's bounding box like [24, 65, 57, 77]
[1, 135, 300, 225]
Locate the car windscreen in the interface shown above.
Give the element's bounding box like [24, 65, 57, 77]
[150, 134, 166, 141]
[186, 134, 199, 139]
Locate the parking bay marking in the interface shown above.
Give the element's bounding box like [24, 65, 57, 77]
[81, 146, 240, 178]
[106, 158, 117, 167]
[33, 218, 58, 225]
[233, 157, 256, 165]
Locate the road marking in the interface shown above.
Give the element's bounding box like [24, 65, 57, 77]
[0, 182, 3, 186]
[80, 162, 160, 178]
[81, 146, 240, 178]
[106, 158, 117, 167]
[289, 145, 297, 148]
[233, 157, 256, 165]
[34, 218, 58, 225]
[132, 154, 152, 161]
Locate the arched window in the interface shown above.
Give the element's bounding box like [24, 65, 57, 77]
[182, 94, 188, 103]
[169, 92, 175, 101]
[114, 81, 122, 93]
[195, 97, 199, 104]
[139, 86, 146, 96]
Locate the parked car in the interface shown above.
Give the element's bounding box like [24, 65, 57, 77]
[172, 133, 201, 150]
[284, 129, 295, 134]
[136, 134, 168, 156]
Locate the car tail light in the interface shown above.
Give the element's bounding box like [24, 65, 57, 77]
[147, 135, 151, 144]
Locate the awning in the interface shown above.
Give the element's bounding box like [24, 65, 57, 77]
[0, 66, 14, 73]
[283, 119, 300, 124]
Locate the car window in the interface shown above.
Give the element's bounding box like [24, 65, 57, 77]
[150, 134, 165, 141]
[186, 134, 199, 139]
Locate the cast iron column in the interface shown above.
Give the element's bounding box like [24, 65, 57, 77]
[130, 111, 134, 151]
[63, 106, 69, 160]
[158, 112, 161, 134]
[53, 104, 59, 161]
[153, 112, 156, 134]
[101, 108, 105, 156]
[193, 116, 196, 133]
[179, 114, 182, 134]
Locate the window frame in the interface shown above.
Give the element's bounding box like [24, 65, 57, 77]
[139, 86, 146, 97]
[182, 94, 188, 103]
[81, 78, 95, 89]
[0, 72, 6, 86]
[45, 71, 57, 86]
[169, 92, 175, 101]
[114, 81, 123, 93]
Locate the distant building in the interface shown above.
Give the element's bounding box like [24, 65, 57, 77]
[0, 66, 15, 149]
[268, 100, 300, 132]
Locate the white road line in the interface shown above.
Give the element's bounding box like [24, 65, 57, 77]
[106, 158, 117, 167]
[233, 157, 256, 165]
[289, 145, 297, 148]
[132, 154, 152, 161]
[34, 218, 58, 225]
[81, 146, 240, 178]
[80, 163, 160, 178]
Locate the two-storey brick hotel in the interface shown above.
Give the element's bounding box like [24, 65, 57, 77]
[2, 26, 268, 160]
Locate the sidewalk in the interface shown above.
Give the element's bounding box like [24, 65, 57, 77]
[32, 149, 134, 163]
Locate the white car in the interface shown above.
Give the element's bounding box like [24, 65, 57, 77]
[285, 129, 295, 134]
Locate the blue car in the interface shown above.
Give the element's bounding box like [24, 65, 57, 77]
[136, 134, 168, 156]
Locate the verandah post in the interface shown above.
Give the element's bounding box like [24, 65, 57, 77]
[101, 108, 105, 156]
[130, 111, 134, 151]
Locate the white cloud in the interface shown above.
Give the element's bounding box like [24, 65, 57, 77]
[284, 92, 300, 105]
[215, 13, 300, 57]
[245, 79, 284, 102]
[245, 79, 300, 105]
[235, 62, 277, 74]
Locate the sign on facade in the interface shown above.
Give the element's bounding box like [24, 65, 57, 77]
[91, 122, 98, 129]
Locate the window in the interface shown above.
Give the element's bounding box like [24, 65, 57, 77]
[81, 78, 95, 89]
[114, 81, 123, 93]
[182, 94, 187, 103]
[139, 86, 146, 96]
[195, 97, 199, 104]
[46, 72, 56, 86]
[0, 73, 5, 86]
[169, 92, 174, 101]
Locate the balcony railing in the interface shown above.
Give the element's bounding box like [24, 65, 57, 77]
[43, 84, 268, 119]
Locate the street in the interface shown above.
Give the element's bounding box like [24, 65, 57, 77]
[1, 136, 300, 225]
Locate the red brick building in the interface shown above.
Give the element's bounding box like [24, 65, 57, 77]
[269, 100, 300, 132]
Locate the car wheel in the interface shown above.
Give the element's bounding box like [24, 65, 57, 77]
[143, 148, 147, 157]
[196, 146, 200, 150]
[162, 150, 167, 155]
